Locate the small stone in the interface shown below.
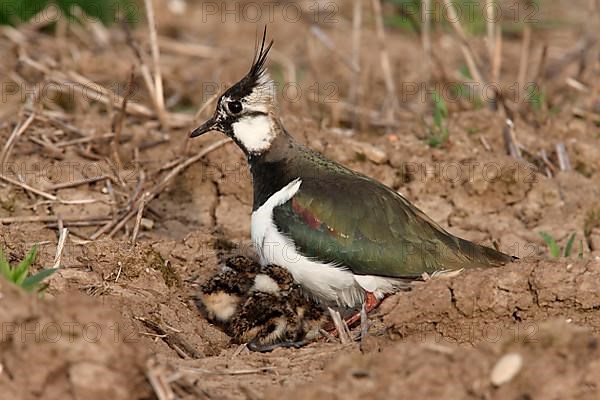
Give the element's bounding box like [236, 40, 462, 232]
[168, 0, 187, 14]
[140, 218, 154, 230]
[589, 232, 600, 253]
[491, 353, 523, 386]
[347, 139, 388, 164]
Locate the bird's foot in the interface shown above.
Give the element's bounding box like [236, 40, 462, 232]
[343, 292, 380, 328]
[322, 292, 381, 340]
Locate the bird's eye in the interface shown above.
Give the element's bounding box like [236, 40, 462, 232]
[227, 101, 243, 114]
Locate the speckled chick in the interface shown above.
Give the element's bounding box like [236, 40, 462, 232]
[199, 257, 325, 352]
[198, 256, 262, 324]
[229, 264, 325, 352]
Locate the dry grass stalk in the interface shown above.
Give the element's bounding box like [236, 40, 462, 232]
[371, 0, 400, 121]
[327, 307, 351, 344]
[556, 143, 571, 171]
[143, 0, 168, 127]
[422, 0, 432, 82]
[532, 45, 548, 85]
[350, 0, 363, 129]
[55, 133, 130, 148]
[0, 173, 57, 201]
[46, 175, 110, 191]
[52, 228, 69, 269]
[27, 136, 64, 159]
[491, 25, 503, 87]
[538, 149, 555, 177]
[565, 77, 589, 93]
[480, 136, 492, 152]
[25, 109, 86, 137]
[111, 67, 136, 171]
[440, 0, 486, 100]
[130, 193, 148, 245]
[45, 220, 112, 228]
[485, 0, 496, 62]
[0, 112, 35, 167]
[231, 343, 248, 357]
[318, 328, 337, 343]
[517, 25, 532, 102]
[0, 216, 111, 224]
[178, 366, 277, 376]
[138, 317, 202, 359]
[123, 23, 164, 121]
[147, 359, 176, 400]
[360, 303, 369, 340]
[502, 119, 522, 160]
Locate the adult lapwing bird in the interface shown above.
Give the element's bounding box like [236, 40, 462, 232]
[191, 29, 515, 320]
[199, 256, 324, 352]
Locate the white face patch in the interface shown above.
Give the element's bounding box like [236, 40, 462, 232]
[232, 115, 274, 154]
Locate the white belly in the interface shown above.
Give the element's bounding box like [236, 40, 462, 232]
[251, 179, 402, 307]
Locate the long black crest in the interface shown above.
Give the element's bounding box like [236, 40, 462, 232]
[249, 26, 274, 80]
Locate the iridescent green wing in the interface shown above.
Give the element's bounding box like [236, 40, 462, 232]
[273, 176, 511, 278]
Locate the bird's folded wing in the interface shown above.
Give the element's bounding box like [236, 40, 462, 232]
[272, 176, 510, 278]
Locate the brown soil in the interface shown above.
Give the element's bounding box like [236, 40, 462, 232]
[1, 1, 599, 399]
[266, 319, 600, 400]
[0, 278, 150, 400]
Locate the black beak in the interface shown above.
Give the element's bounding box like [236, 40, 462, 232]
[190, 116, 218, 138]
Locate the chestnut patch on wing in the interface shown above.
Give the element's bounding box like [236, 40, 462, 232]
[291, 197, 321, 230]
[291, 197, 347, 240]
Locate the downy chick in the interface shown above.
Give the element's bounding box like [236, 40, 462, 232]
[198, 255, 262, 324]
[199, 257, 325, 352]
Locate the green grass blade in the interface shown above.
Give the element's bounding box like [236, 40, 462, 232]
[21, 268, 58, 292]
[0, 248, 13, 280]
[539, 232, 560, 258]
[578, 240, 584, 259]
[432, 90, 448, 128]
[563, 233, 576, 257]
[13, 245, 38, 285]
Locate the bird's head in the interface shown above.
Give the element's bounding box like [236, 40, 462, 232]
[190, 29, 278, 156]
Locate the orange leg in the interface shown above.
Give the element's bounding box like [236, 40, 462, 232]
[322, 292, 385, 339]
[343, 291, 380, 328]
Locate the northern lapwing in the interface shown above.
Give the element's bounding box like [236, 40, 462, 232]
[200, 256, 324, 352]
[191, 29, 515, 323]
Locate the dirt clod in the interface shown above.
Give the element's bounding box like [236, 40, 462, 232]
[0, 279, 151, 400]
